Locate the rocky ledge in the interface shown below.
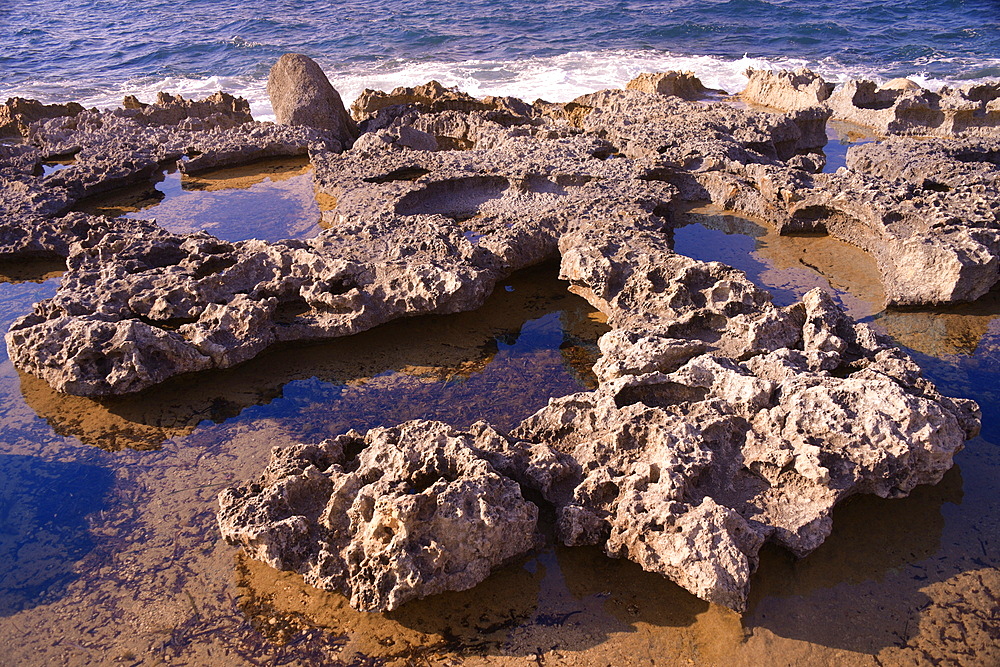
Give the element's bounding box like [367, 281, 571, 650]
[0, 57, 988, 611]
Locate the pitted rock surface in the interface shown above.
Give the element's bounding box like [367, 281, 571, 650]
[739, 68, 1000, 138]
[218, 420, 539, 612]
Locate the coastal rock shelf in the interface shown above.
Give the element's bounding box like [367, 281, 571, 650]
[0, 57, 989, 613]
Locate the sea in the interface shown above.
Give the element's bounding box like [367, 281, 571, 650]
[2, 0, 1000, 119]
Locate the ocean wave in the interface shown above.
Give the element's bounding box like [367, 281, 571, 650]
[4, 49, 999, 123]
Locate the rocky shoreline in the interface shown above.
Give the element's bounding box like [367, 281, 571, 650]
[1, 54, 995, 613]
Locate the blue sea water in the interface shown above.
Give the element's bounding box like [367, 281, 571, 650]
[1, 0, 999, 118]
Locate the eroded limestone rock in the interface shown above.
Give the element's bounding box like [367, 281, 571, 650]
[218, 420, 539, 612]
[739, 68, 1000, 138]
[710, 137, 1000, 305]
[626, 71, 723, 100]
[828, 79, 1000, 137]
[740, 68, 834, 111]
[1, 77, 982, 612]
[119, 91, 252, 128]
[0, 97, 86, 139]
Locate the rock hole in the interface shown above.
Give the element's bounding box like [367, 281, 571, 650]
[524, 174, 567, 195]
[789, 206, 833, 233]
[614, 382, 710, 409]
[394, 176, 509, 220]
[590, 145, 620, 160]
[144, 243, 188, 269]
[274, 295, 312, 324]
[324, 277, 358, 295]
[921, 179, 951, 193]
[134, 314, 199, 331]
[342, 437, 367, 464]
[436, 136, 475, 151]
[191, 254, 237, 279]
[362, 166, 431, 184]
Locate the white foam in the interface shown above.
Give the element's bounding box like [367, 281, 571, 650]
[3, 49, 998, 123]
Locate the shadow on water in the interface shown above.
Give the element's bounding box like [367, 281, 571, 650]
[0, 455, 114, 616]
[744, 465, 963, 653]
[19, 262, 609, 451]
[234, 537, 708, 663]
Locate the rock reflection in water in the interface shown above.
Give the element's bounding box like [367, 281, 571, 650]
[20, 263, 608, 451]
[76, 156, 327, 242]
[876, 290, 1000, 358]
[0, 278, 60, 364]
[672, 203, 885, 319]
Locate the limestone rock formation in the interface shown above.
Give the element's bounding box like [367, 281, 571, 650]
[0, 97, 86, 139]
[351, 80, 492, 121]
[267, 53, 358, 149]
[626, 71, 722, 100]
[828, 79, 1000, 137]
[740, 68, 834, 111]
[218, 420, 539, 612]
[0, 75, 981, 614]
[739, 68, 1000, 138]
[119, 91, 253, 128]
[709, 137, 1000, 305]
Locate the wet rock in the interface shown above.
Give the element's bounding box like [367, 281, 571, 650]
[218, 420, 539, 612]
[507, 285, 976, 610]
[0, 97, 86, 139]
[626, 71, 723, 100]
[3, 82, 982, 613]
[267, 53, 358, 148]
